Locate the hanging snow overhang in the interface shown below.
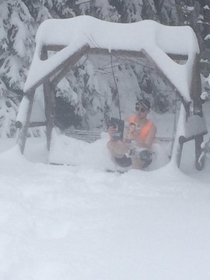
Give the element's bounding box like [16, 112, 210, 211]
[24, 16, 200, 108]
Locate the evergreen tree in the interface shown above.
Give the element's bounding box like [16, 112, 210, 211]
[76, 0, 119, 21]
[175, 1, 210, 96]
[53, 0, 120, 129]
[0, 0, 35, 136]
[0, 0, 209, 135]
[199, 1, 210, 98]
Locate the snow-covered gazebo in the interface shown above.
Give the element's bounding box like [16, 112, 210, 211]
[16, 16, 207, 170]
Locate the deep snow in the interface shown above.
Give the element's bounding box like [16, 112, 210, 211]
[0, 115, 209, 280]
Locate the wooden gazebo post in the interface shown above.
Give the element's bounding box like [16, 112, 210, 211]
[41, 46, 55, 151]
[173, 53, 208, 170]
[17, 91, 35, 154]
[191, 54, 206, 170]
[17, 44, 90, 154]
[43, 77, 55, 151]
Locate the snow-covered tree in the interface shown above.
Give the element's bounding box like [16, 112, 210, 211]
[0, 0, 35, 136]
[0, 0, 209, 134]
[75, 0, 119, 21]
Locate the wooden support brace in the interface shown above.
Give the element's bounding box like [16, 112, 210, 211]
[177, 131, 207, 170]
[17, 91, 35, 154]
[29, 122, 47, 127]
[190, 53, 203, 116]
[177, 137, 184, 168]
[195, 135, 205, 170]
[140, 49, 190, 117]
[41, 46, 54, 151]
[43, 78, 55, 151]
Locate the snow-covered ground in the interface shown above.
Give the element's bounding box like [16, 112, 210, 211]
[0, 103, 210, 280]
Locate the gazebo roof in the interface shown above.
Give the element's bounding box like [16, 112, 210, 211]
[24, 16, 199, 103]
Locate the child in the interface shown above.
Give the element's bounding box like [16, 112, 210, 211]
[124, 122, 137, 143]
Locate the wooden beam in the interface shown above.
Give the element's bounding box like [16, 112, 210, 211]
[25, 44, 189, 94]
[41, 44, 66, 53]
[167, 54, 188, 61]
[15, 121, 47, 128]
[51, 48, 144, 87]
[25, 44, 89, 94]
[29, 121, 47, 127]
[50, 48, 150, 88]
[17, 91, 35, 154]
[51, 65, 71, 89]
[50, 45, 91, 89]
[89, 48, 145, 58]
[140, 48, 190, 116]
[43, 78, 54, 151]
[190, 53, 203, 116]
[43, 44, 188, 61]
[89, 48, 188, 61]
[41, 46, 54, 151]
[195, 135, 205, 170]
[189, 53, 205, 170]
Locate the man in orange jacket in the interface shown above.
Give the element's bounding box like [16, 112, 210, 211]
[107, 99, 157, 170]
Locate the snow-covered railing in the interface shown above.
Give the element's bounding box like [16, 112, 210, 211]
[65, 129, 172, 143]
[65, 129, 102, 143]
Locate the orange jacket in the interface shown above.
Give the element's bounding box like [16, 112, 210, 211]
[129, 116, 153, 141]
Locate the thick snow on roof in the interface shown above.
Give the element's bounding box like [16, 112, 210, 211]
[24, 15, 199, 102]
